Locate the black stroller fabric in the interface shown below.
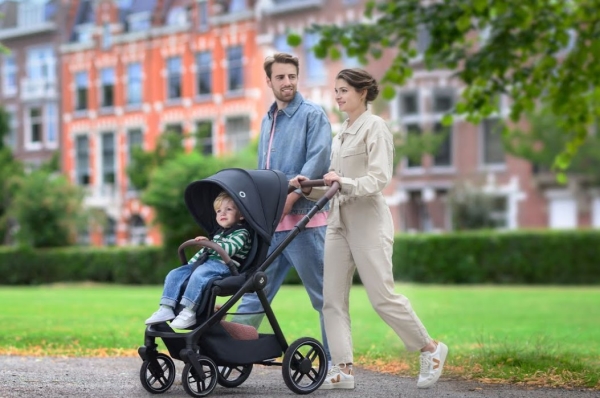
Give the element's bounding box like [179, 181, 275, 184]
[184, 168, 288, 245]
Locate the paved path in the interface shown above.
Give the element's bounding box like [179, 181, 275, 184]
[0, 356, 597, 398]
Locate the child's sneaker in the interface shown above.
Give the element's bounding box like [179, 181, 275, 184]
[319, 365, 354, 390]
[170, 308, 197, 329]
[417, 341, 448, 389]
[145, 306, 175, 325]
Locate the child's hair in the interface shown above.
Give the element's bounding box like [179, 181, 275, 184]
[213, 191, 234, 211]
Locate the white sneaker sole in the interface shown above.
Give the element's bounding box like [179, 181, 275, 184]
[319, 380, 355, 390]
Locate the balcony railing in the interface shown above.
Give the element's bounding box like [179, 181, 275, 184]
[20, 78, 57, 101]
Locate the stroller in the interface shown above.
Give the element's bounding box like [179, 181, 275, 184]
[138, 168, 338, 397]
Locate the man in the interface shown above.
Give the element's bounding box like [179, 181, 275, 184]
[232, 53, 331, 360]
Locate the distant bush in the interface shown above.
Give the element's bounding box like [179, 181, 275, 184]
[1, 230, 599, 285]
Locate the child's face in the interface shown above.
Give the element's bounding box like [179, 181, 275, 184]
[215, 198, 243, 229]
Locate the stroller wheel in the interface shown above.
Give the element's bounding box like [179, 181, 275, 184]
[139, 353, 176, 394]
[217, 364, 253, 388]
[182, 356, 218, 397]
[282, 337, 327, 394]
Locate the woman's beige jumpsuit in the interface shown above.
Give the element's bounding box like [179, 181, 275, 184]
[307, 110, 432, 365]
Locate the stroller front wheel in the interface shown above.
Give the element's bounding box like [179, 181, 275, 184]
[282, 337, 327, 394]
[182, 356, 218, 397]
[139, 353, 176, 394]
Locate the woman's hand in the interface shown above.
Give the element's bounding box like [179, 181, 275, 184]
[289, 175, 312, 194]
[194, 236, 208, 241]
[323, 171, 341, 186]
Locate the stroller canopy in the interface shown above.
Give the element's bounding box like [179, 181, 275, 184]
[184, 168, 288, 244]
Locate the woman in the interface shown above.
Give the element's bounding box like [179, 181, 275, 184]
[290, 68, 447, 390]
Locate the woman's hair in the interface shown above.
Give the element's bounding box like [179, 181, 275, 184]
[264, 52, 299, 79]
[336, 68, 380, 103]
[213, 191, 234, 211]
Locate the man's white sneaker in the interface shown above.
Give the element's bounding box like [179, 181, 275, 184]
[319, 365, 354, 390]
[170, 308, 197, 329]
[145, 306, 175, 325]
[417, 341, 448, 389]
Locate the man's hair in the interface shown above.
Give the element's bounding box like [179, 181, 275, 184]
[213, 191, 234, 211]
[264, 52, 299, 79]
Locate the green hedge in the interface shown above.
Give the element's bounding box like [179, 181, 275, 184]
[392, 229, 600, 284]
[1, 230, 599, 285]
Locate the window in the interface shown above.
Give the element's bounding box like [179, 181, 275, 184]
[102, 23, 112, 49]
[416, 25, 432, 55]
[229, 0, 248, 12]
[226, 46, 243, 92]
[482, 118, 505, 165]
[75, 71, 88, 111]
[198, 0, 209, 31]
[29, 107, 43, 144]
[304, 33, 325, 82]
[75, 135, 90, 185]
[399, 92, 419, 116]
[405, 124, 422, 168]
[104, 217, 116, 246]
[489, 196, 508, 229]
[167, 6, 187, 26]
[166, 56, 182, 100]
[101, 132, 116, 185]
[46, 103, 58, 145]
[433, 90, 454, 114]
[195, 120, 213, 155]
[26, 46, 55, 82]
[75, 23, 94, 44]
[195, 51, 212, 96]
[165, 123, 183, 135]
[3, 108, 17, 150]
[433, 122, 452, 167]
[100, 68, 115, 108]
[129, 214, 147, 245]
[225, 116, 250, 152]
[126, 62, 142, 105]
[2, 54, 18, 96]
[128, 12, 151, 32]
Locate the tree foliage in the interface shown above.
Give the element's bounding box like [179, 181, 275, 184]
[306, 0, 600, 173]
[504, 107, 600, 183]
[0, 107, 23, 244]
[141, 137, 259, 252]
[11, 169, 84, 248]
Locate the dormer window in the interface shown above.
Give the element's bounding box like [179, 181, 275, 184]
[128, 11, 151, 32]
[167, 7, 188, 26]
[75, 23, 94, 44]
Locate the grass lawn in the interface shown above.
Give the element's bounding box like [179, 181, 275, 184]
[0, 283, 598, 389]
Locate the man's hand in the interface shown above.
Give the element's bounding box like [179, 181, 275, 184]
[289, 175, 313, 194]
[194, 236, 208, 241]
[280, 191, 302, 222]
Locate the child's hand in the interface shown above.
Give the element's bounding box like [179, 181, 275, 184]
[194, 236, 208, 241]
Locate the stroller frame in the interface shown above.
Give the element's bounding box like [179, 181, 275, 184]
[138, 169, 338, 397]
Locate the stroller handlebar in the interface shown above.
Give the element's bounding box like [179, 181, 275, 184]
[177, 239, 239, 275]
[287, 179, 340, 200]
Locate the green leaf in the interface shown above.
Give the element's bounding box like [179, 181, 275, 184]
[287, 33, 302, 47]
[441, 114, 454, 126]
[457, 15, 472, 32]
[329, 47, 342, 61]
[382, 85, 396, 100]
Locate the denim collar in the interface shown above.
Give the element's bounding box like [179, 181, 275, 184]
[267, 92, 305, 119]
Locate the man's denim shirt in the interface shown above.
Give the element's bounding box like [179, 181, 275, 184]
[259, 92, 332, 215]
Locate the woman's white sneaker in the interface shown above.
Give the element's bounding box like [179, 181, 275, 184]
[417, 341, 448, 388]
[319, 365, 354, 390]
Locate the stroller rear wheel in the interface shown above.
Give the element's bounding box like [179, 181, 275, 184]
[139, 353, 176, 394]
[182, 356, 218, 397]
[282, 337, 327, 394]
[217, 364, 253, 388]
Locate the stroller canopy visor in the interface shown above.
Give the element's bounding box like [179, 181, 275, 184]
[184, 168, 288, 244]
